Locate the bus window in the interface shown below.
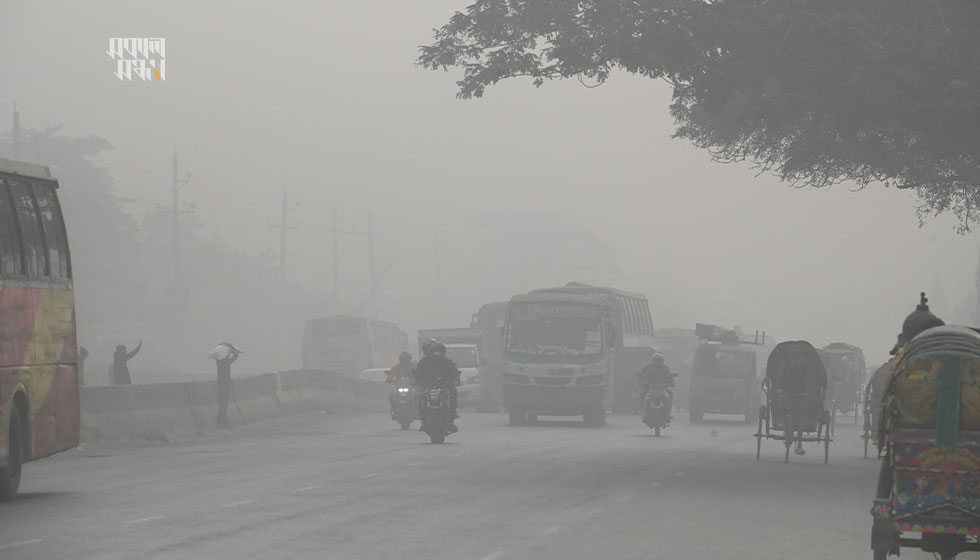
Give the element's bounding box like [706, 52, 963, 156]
[32, 183, 70, 278]
[625, 298, 638, 335]
[8, 180, 48, 277]
[0, 181, 22, 275]
[639, 302, 653, 335]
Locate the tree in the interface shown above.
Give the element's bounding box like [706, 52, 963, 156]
[0, 127, 149, 334]
[418, 1, 980, 229]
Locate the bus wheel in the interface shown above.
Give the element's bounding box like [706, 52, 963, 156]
[0, 402, 24, 501]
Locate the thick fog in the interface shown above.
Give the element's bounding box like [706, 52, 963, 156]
[0, 0, 974, 376]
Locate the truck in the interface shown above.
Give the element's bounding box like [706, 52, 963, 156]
[417, 328, 498, 412]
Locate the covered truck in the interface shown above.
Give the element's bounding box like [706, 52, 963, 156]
[418, 328, 498, 412]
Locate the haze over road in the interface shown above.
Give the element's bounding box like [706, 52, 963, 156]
[0, 412, 931, 560]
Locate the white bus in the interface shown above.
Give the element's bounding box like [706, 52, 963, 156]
[302, 315, 409, 377]
[529, 283, 656, 412]
[502, 292, 618, 426]
[529, 283, 654, 348]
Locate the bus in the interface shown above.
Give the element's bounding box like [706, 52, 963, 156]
[302, 315, 409, 377]
[502, 292, 618, 425]
[529, 283, 654, 347]
[529, 283, 655, 411]
[0, 158, 79, 500]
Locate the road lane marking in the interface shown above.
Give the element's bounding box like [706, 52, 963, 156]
[619, 495, 635, 502]
[478, 552, 507, 560]
[453, 452, 465, 457]
[585, 508, 605, 516]
[295, 485, 321, 493]
[358, 472, 381, 479]
[692, 461, 703, 467]
[673, 471, 686, 476]
[649, 482, 662, 488]
[220, 500, 253, 508]
[410, 461, 425, 466]
[124, 517, 163, 524]
[0, 539, 43, 550]
[539, 526, 563, 535]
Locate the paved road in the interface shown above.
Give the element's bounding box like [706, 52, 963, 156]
[0, 411, 934, 560]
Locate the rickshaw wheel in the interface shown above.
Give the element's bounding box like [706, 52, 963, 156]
[783, 411, 796, 464]
[755, 406, 766, 460]
[824, 428, 830, 465]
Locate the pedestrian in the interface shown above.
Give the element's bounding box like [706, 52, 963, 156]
[78, 345, 89, 386]
[209, 343, 242, 429]
[111, 340, 142, 386]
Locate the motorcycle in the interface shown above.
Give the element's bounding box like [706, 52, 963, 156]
[642, 377, 676, 436]
[421, 379, 456, 444]
[389, 377, 416, 430]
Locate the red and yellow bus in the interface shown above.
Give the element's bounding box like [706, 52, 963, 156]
[0, 158, 78, 500]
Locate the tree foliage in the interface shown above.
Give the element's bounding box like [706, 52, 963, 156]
[418, 0, 980, 229]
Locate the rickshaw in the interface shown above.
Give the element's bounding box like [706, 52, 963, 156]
[871, 326, 980, 560]
[824, 342, 867, 426]
[862, 360, 893, 458]
[755, 341, 832, 464]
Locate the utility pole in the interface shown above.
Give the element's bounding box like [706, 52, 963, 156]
[368, 211, 377, 319]
[170, 149, 192, 299]
[12, 104, 20, 160]
[326, 211, 390, 318]
[434, 233, 442, 292]
[332, 209, 340, 300]
[272, 189, 299, 280]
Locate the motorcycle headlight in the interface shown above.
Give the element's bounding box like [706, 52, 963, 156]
[398, 387, 410, 393]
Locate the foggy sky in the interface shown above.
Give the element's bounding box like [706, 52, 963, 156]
[1, 0, 975, 367]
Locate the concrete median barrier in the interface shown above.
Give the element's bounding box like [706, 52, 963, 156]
[80, 369, 389, 441]
[277, 369, 388, 413]
[232, 373, 280, 424]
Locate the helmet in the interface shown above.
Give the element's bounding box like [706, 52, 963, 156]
[421, 338, 435, 356]
[901, 292, 945, 345]
[398, 351, 412, 365]
[431, 341, 447, 355]
[651, 352, 665, 364]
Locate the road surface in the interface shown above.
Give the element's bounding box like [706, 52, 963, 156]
[0, 411, 933, 560]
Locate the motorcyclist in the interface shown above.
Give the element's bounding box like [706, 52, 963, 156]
[387, 351, 417, 414]
[414, 340, 461, 433]
[637, 352, 676, 412]
[387, 351, 416, 383]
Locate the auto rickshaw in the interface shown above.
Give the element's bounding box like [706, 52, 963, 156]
[755, 340, 832, 464]
[871, 325, 980, 559]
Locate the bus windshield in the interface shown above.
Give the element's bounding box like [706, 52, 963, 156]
[446, 346, 478, 368]
[506, 302, 603, 358]
[693, 346, 754, 378]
